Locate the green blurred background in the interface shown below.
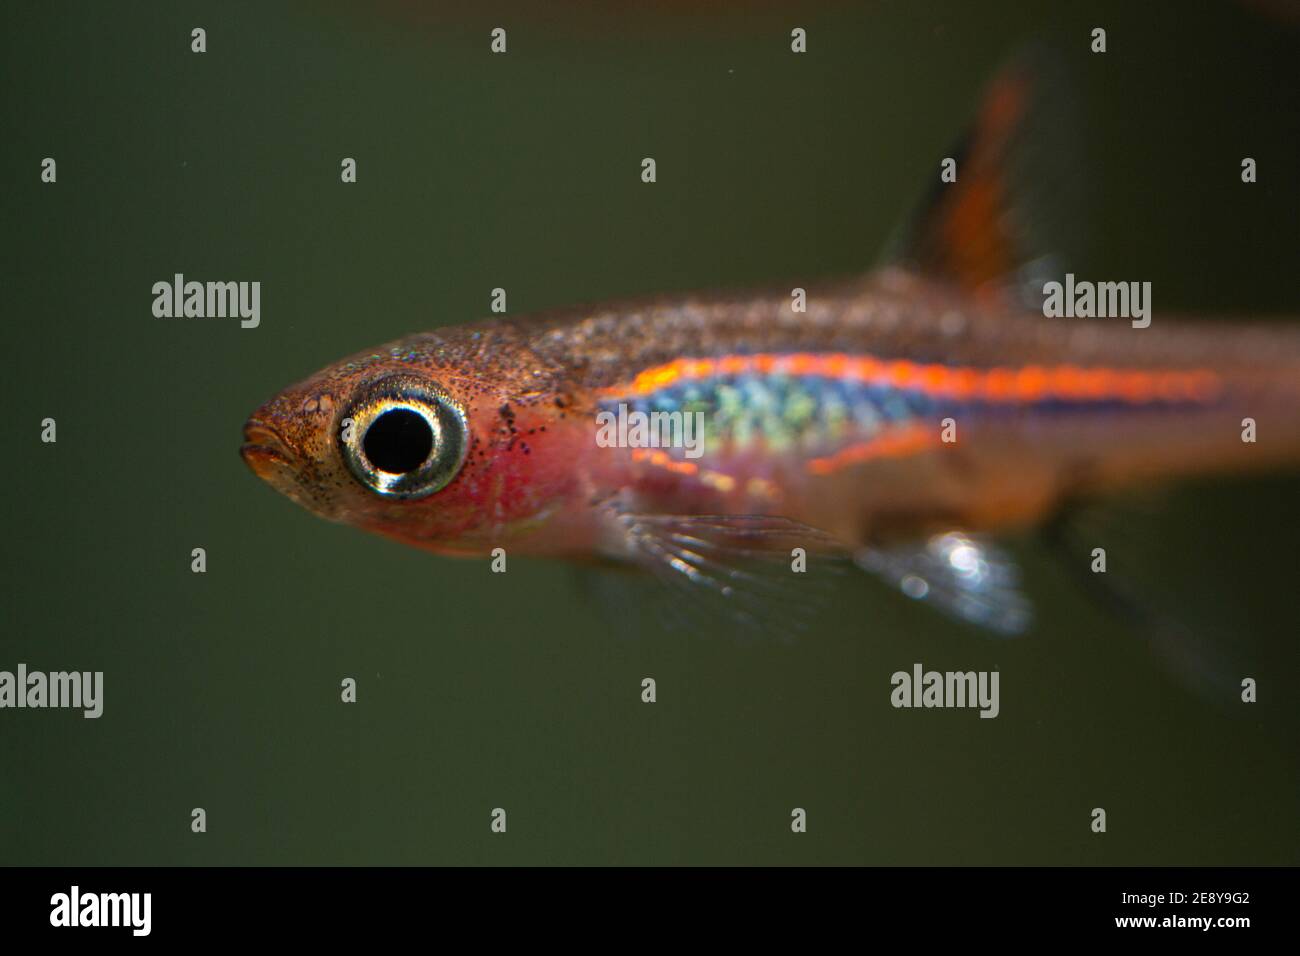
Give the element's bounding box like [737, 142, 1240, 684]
[2, 0, 1296, 865]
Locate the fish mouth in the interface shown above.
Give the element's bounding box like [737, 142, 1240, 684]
[241, 418, 295, 479]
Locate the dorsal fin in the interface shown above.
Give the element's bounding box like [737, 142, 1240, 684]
[885, 47, 1084, 305]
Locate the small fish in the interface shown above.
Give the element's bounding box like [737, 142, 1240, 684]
[242, 58, 1300, 637]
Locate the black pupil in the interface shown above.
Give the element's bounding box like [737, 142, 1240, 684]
[363, 408, 434, 474]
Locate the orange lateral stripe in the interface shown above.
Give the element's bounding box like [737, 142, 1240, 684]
[630, 448, 698, 476]
[806, 424, 937, 476]
[629, 448, 739, 492]
[612, 352, 1223, 405]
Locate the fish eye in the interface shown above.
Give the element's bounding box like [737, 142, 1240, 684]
[340, 376, 469, 499]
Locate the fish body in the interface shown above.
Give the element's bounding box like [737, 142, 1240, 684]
[241, 55, 1300, 635]
[243, 271, 1300, 555]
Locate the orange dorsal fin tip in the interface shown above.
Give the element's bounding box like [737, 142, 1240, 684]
[883, 46, 1083, 306]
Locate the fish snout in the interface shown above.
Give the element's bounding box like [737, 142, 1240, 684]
[241, 417, 297, 481]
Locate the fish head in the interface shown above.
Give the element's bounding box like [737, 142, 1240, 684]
[241, 327, 586, 555]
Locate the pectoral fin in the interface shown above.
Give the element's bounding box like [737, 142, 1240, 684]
[612, 510, 852, 641]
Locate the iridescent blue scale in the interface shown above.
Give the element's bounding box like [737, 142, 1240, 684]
[607, 372, 939, 454]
